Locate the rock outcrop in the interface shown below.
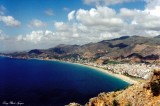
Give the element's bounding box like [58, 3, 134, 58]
[68, 69, 160, 106]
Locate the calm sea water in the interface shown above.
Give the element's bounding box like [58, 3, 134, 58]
[0, 57, 129, 106]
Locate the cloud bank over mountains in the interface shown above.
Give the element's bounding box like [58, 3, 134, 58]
[83, 0, 138, 5]
[0, 0, 160, 52]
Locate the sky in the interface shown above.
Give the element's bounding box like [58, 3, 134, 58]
[0, 0, 160, 52]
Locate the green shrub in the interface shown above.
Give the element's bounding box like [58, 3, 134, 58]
[150, 80, 160, 96]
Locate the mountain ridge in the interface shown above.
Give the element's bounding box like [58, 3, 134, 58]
[5, 35, 160, 64]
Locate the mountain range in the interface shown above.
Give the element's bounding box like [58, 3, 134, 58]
[5, 35, 160, 64]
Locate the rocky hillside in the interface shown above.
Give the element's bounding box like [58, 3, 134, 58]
[5, 35, 160, 64]
[49, 36, 160, 58]
[68, 70, 160, 106]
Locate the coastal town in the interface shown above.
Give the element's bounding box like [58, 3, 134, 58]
[64, 60, 159, 83]
[84, 62, 159, 79]
[2, 53, 159, 83]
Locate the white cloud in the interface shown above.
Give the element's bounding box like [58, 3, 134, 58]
[120, 8, 138, 18]
[28, 19, 47, 28]
[1, 0, 160, 52]
[44, 9, 54, 16]
[83, 0, 137, 5]
[119, 3, 160, 34]
[17, 30, 55, 44]
[54, 22, 69, 31]
[0, 5, 21, 27]
[145, 6, 160, 17]
[13, 29, 84, 51]
[144, 0, 160, 17]
[76, 6, 125, 31]
[0, 15, 21, 27]
[145, 0, 160, 9]
[8, 5, 160, 50]
[68, 10, 75, 21]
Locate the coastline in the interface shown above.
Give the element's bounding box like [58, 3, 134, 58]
[2, 56, 138, 84]
[72, 63, 138, 84]
[45, 58, 138, 84]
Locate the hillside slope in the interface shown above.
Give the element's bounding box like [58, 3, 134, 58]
[68, 70, 160, 106]
[5, 36, 160, 64]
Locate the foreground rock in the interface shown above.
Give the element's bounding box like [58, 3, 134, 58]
[66, 103, 82, 106]
[68, 69, 160, 106]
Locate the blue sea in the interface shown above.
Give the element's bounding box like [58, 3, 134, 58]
[0, 57, 129, 106]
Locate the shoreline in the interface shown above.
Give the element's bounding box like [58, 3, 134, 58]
[44, 59, 138, 84]
[1, 56, 138, 84]
[72, 63, 138, 84]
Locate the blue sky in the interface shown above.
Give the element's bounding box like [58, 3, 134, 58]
[0, 0, 160, 52]
[0, 0, 90, 36]
[0, 0, 145, 36]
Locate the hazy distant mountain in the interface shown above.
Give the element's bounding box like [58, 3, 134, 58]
[6, 36, 160, 63]
[43, 36, 160, 59]
[154, 35, 160, 38]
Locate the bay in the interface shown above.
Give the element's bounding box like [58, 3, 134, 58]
[0, 57, 129, 106]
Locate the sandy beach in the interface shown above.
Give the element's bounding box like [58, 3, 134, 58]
[16, 57, 138, 84]
[40, 58, 138, 84]
[72, 62, 138, 84]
